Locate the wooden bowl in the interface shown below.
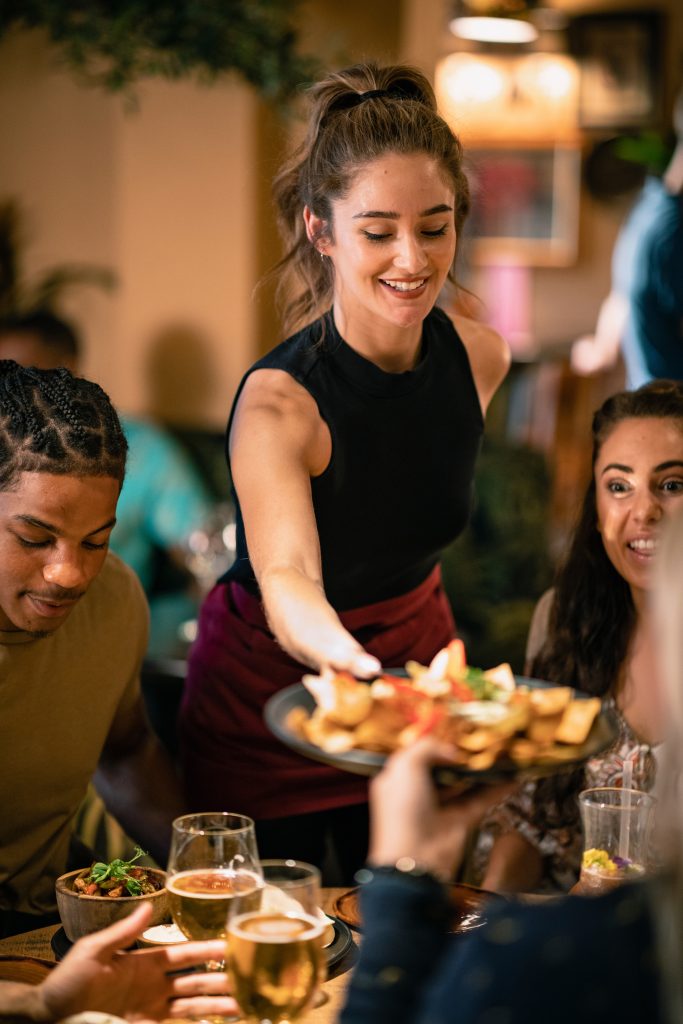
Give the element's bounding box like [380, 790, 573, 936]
[55, 867, 169, 942]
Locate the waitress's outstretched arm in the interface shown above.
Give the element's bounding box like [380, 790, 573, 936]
[230, 366, 381, 678]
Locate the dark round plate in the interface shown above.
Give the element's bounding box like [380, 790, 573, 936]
[51, 920, 354, 969]
[326, 916, 354, 969]
[50, 926, 72, 961]
[334, 883, 503, 935]
[264, 675, 620, 783]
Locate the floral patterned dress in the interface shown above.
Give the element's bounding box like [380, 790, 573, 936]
[471, 590, 661, 892]
[472, 704, 660, 891]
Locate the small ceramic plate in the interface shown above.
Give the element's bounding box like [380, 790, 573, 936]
[325, 917, 354, 969]
[334, 883, 503, 935]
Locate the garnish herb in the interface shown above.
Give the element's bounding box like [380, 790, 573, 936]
[88, 846, 148, 896]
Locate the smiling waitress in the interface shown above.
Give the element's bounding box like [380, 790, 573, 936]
[179, 62, 509, 880]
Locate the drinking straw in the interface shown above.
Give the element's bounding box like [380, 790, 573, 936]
[619, 754, 635, 859]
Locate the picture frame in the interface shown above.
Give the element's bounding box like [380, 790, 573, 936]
[463, 145, 581, 268]
[569, 11, 664, 131]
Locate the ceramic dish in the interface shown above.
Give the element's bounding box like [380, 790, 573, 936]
[334, 883, 503, 935]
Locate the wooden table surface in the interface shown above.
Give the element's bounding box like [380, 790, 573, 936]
[0, 888, 357, 1024]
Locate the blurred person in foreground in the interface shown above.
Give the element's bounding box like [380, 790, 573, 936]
[0, 311, 213, 653]
[180, 61, 509, 880]
[572, 87, 683, 386]
[0, 903, 236, 1022]
[0, 361, 185, 938]
[474, 381, 683, 893]
[340, 508, 683, 1024]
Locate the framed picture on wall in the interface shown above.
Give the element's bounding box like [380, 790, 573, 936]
[569, 11, 664, 131]
[462, 145, 581, 267]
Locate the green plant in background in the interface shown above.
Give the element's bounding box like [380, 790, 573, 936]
[441, 436, 554, 674]
[613, 132, 675, 177]
[0, 199, 116, 317]
[0, 1, 318, 102]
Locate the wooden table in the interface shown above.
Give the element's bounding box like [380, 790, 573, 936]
[0, 889, 357, 1024]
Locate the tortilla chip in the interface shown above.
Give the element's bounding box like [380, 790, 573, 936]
[482, 662, 516, 692]
[303, 712, 356, 753]
[464, 745, 503, 771]
[508, 738, 541, 764]
[302, 671, 373, 727]
[284, 706, 310, 740]
[458, 727, 499, 753]
[529, 687, 573, 717]
[554, 698, 601, 745]
[527, 712, 564, 743]
[405, 659, 428, 680]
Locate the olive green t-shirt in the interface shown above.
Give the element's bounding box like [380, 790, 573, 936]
[0, 553, 148, 915]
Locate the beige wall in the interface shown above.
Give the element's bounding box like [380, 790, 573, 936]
[0, 28, 258, 428]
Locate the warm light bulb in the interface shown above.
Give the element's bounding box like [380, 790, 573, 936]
[532, 57, 573, 99]
[441, 55, 506, 103]
[449, 15, 538, 44]
[515, 54, 578, 104]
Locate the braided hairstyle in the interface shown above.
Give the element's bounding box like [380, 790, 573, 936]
[272, 62, 470, 334]
[0, 360, 127, 490]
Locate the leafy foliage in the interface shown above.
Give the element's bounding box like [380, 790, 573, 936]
[442, 435, 553, 674]
[88, 845, 147, 895]
[0, 199, 116, 318]
[0, 1, 318, 101]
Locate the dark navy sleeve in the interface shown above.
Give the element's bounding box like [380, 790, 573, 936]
[339, 873, 451, 1024]
[340, 877, 661, 1024]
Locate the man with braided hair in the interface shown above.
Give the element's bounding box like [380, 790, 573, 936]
[0, 310, 213, 613]
[0, 361, 185, 938]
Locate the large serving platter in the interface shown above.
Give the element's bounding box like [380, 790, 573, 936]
[264, 675, 620, 783]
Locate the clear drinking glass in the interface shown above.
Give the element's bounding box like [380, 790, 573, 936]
[579, 787, 656, 894]
[166, 812, 264, 941]
[226, 860, 327, 1024]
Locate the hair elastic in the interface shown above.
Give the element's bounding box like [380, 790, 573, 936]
[324, 84, 421, 122]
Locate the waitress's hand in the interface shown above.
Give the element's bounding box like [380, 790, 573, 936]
[369, 738, 516, 881]
[320, 633, 382, 679]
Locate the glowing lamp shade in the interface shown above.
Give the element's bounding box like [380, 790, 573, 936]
[449, 15, 538, 44]
[439, 54, 506, 104]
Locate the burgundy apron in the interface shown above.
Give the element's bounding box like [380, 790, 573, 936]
[179, 565, 455, 819]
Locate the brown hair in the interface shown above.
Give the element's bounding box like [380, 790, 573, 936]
[272, 62, 470, 335]
[527, 380, 683, 841]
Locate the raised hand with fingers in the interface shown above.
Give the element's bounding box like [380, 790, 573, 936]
[368, 738, 517, 881]
[29, 903, 239, 1022]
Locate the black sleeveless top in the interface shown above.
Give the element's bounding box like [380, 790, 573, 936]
[222, 307, 484, 611]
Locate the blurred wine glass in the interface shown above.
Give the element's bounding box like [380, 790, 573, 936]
[181, 502, 237, 598]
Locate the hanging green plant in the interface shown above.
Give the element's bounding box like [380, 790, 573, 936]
[0, 1, 318, 102]
[0, 200, 116, 318]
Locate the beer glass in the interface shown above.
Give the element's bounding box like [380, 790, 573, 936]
[167, 812, 264, 941]
[227, 860, 326, 1024]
